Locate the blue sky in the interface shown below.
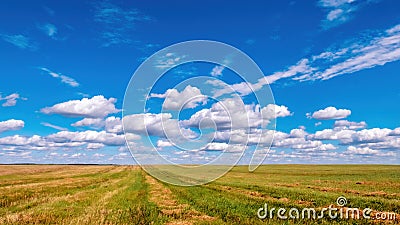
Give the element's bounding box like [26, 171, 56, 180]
[0, 0, 399, 165]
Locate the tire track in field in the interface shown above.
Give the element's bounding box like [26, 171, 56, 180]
[206, 184, 314, 207]
[67, 180, 130, 224]
[67, 166, 139, 224]
[305, 185, 400, 198]
[145, 174, 215, 225]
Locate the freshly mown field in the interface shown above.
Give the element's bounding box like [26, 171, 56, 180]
[0, 165, 398, 224]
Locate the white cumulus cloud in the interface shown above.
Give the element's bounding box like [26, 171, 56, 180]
[47, 130, 125, 146]
[123, 113, 197, 139]
[308, 106, 351, 120]
[0, 119, 24, 133]
[333, 120, 367, 130]
[156, 139, 173, 148]
[72, 118, 104, 127]
[182, 98, 292, 130]
[149, 85, 208, 110]
[41, 95, 120, 118]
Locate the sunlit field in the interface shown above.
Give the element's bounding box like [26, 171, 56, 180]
[0, 165, 398, 224]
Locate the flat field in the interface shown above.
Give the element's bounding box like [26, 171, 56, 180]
[0, 165, 398, 224]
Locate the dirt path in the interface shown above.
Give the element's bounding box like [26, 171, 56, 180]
[145, 174, 215, 225]
[68, 183, 128, 224]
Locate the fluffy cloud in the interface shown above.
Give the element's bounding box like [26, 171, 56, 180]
[202, 142, 245, 152]
[1, 129, 127, 151]
[308, 106, 351, 120]
[350, 128, 392, 144]
[389, 128, 400, 136]
[41, 95, 120, 118]
[105, 116, 123, 133]
[123, 113, 197, 139]
[149, 85, 208, 110]
[72, 118, 104, 127]
[289, 128, 307, 138]
[282, 120, 399, 155]
[182, 98, 292, 130]
[2, 86, 397, 164]
[70, 153, 85, 159]
[72, 116, 122, 134]
[333, 120, 367, 130]
[213, 126, 336, 152]
[0, 134, 86, 150]
[346, 146, 395, 157]
[356, 136, 400, 151]
[0, 119, 24, 133]
[93, 153, 105, 157]
[0, 135, 39, 146]
[123, 113, 170, 136]
[87, 143, 105, 149]
[203, 142, 228, 151]
[47, 130, 125, 146]
[273, 135, 336, 151]
[346, 146, 379, 155]
[215, 129, 286, 146]
[156, 139, 173, 148]
[311, 127, 400, 151]
[0, 93, 26, 107]
[311, 128, 355, 143]
[261, 104, 292, 120]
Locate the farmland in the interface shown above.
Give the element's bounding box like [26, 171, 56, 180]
[0, 165, 398, 224]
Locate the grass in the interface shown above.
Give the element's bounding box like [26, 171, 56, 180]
[0, 165, 398, 224]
